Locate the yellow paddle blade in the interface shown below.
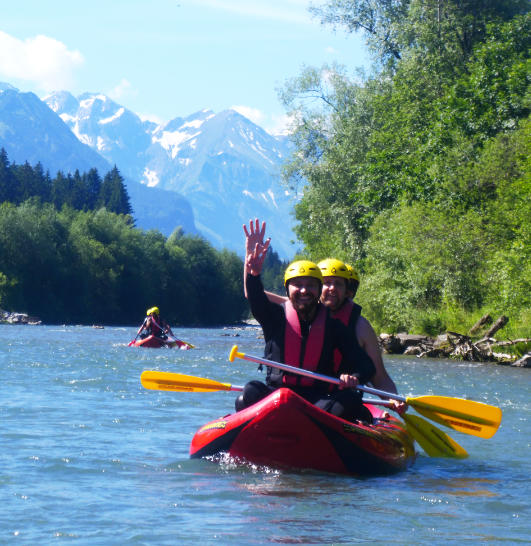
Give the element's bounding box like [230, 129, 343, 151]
[403, 414, 468, 458]
[408, 395, 502, 439]
[141, 371, 237, 393]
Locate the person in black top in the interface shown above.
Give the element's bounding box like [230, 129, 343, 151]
[235, 219, 376, 422]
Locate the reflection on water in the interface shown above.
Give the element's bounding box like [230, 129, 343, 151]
[438, 477, 499, 497]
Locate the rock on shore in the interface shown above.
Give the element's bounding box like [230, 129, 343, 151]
[0, 309, 41, 325]
[379, 332, 530, 368]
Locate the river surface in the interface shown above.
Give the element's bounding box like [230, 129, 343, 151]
[1, 324, 529, 544]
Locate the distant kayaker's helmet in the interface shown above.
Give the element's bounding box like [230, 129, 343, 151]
[318, 258, 350, 281]
[284, 260, 323, 292]
[150, 306, 160, 316]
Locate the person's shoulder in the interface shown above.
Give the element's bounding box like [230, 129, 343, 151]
[355, 315, 379, 343]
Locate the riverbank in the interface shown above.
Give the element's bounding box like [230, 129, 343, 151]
[379, 332, 531, 368]
[3, 310, 529, 367]
[0, 309, 41, 325]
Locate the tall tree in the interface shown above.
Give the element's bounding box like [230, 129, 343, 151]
[0, 148, 15, 203]
[100, 166, 133, 216]
[84, 168, 102, 210]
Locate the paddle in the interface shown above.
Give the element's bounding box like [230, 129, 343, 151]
[128, 328, 143, 346]
[228, 345, 502, 439]
[140, 368, 467, 458]
[129, 320, 148, 346]
[165, 335, 195, 350]
[362, 399, 468, 457]
[141, 370, 242, 392]
[402, 414, 468, 458]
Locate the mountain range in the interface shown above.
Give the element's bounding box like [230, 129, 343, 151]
[0, 82, 299, 257]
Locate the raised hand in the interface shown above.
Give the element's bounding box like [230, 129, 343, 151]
[243, 218, 270, 276]
[243, 218, 270, 258]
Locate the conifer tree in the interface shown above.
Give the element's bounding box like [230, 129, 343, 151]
[0, 148, 14, 203]
[84, 168, 102, 210]
[100, 166, 133, 216]
[51, 171, 70, 209]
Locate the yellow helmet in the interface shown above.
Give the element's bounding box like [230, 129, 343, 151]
[284, 260, 323, 287]
[318, 258, 350, 281]
[345, 263, 360, 283]
[147, 306, 160, 316]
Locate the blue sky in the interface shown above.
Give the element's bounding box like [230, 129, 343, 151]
[0, 0, 368, 133]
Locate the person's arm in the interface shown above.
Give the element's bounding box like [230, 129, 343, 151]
[164, 320, 175, 337]
[136, 318, 147, 335]
[265, 291, 287, 305]
[243, 219, 270, 298]
[335, 319, 376, 387]
[356, 317, 397, 394]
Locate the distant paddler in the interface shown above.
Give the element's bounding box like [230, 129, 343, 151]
[133, 306, 175, 343]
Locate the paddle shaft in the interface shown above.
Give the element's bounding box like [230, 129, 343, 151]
[230, 345, 501, 437]
[230, 346, 400, 400]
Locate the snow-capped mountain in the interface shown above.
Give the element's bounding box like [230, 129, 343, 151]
[0, 85, 197, 236]
[44, 91, 299, 258]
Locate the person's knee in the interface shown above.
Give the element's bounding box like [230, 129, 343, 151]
[235, 380, 271, 411]
[315, 390, 371, 422]
[235, 393, 246, 412]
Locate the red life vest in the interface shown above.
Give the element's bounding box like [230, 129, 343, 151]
[149, 316, 163, 337]
[332, 300, 355, 367]
[332, 299, 354, 325]
[283, 300, 327, 387]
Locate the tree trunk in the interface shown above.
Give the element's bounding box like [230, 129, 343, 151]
[469, 313, 492, 335]
[484, 316, 508, 338]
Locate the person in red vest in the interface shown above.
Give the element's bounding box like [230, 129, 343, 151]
[237, 219, 375, 422]
[137, 306, 174, 340]
[318, 258, 399, 395]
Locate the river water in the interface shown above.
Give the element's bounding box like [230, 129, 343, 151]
[1, 324, 529, 544]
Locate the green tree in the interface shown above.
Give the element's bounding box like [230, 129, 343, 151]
[100, 166, 133, 216]
[0, 148, 15, 203]
[84, 168, 102, 210]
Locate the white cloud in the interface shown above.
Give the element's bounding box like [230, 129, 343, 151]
[0, 31, 83, 91]
[107, 78, 136, 101]
[230, 105, 295, 135]
[138, 112, 166, 126]
[267, 113, 296, 136]
[231, 105, 266, 125]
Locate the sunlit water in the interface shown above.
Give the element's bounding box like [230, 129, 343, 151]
[0, 324, 529, 544]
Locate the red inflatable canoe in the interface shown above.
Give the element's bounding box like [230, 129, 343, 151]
[190, 388, 415, 475]
[129, 335, 192, 349]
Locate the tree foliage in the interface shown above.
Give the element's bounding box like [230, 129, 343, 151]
[0, 201, 247, 325]
[0, 155, 247, 325]
[282, 3, 530, 335]
[0, 149, 132, 215]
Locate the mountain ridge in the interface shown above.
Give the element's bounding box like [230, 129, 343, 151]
[1, 82, 299, 258]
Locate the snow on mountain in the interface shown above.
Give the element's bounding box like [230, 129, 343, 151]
[0, 84, 197, 237]
[44, 91, 300, 258]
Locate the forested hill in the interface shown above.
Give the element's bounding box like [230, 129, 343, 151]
[0, 149, 290, 325]
[0, 151, 242, 325]
[0, 149, 132, 215]
[283, 3, 530, 338]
